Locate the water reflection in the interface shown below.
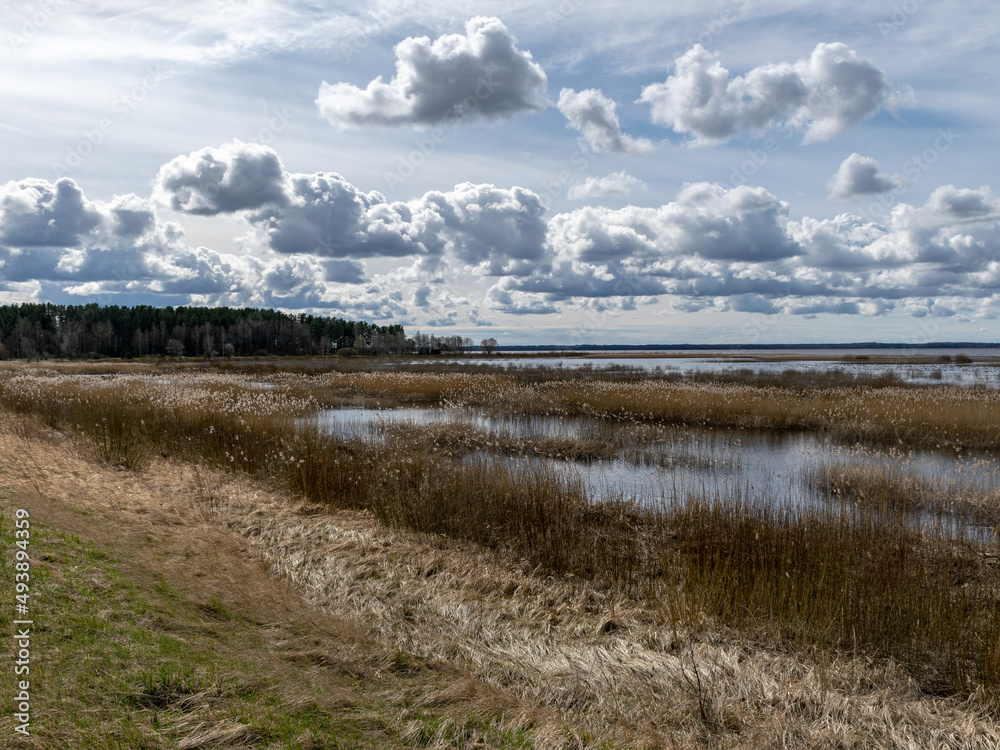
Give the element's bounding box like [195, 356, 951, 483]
[400, 355, 1000, 388]
[304, 405, 1000, 531]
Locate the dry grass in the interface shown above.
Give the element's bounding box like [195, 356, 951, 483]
[232, 491, 1000, 748]
[3, 420, 1000, 747]
[810, 457, 1000, 524]
[0, 421, 540, 749]
[11, 358, 1000, 450]
[3, 365, 1000, 730]
[298, 369, 1000, 451]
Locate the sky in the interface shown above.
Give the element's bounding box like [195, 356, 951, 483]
[1, 1, 999, 346]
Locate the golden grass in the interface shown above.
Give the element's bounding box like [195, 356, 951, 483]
[0, 423, 543, 749]
[3, 366, 1000, 705]
[11, 357, 1000, 449]
[4, 421, 1000, 747]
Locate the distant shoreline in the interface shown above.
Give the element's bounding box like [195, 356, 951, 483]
[497, 342, 1000, 352]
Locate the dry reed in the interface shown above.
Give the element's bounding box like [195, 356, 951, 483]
[3, 367, 1000, 700]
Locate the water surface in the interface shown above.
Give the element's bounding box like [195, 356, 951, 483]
[306, 405, 1000, 527]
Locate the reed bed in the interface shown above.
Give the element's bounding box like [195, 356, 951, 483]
[3, 368, 1000, 700]
[810, 456, 1000, 524]
[306, 370, 1000, 450]
[313, 413, 730, 467]
[208, 354, 993, 388]
[664, 496, 1000, 696]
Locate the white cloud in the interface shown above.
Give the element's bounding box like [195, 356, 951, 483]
[0, 177, 255, 300]
[557, 88, 655, 155]
[641, 43, 902, 144]
[248, 172, 423, 258]
[110, 193, 157, 238]
[570, 181, 801, 264]
[0, 178, 103, 248]
[496, 181, 1000, 317]
[828, 153, 906, 200]
[152, 143, 552, 276]
[153, 141, 291, 215]
[5, 167, 1000, 324]
[412, 183, 548, 275]
[791, 186, 1000, 285]
[568, 172, 648, 200]
[247, 174, 549, 276]
[924, 185, 999, 220]
[486, 286, 560, 315]
[495, 183, 803, 305]
[316, 17, 547, 128]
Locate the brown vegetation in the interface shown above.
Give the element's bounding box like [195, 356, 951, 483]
[3, 417, 1000, 747]
[301, 368, 1000, 450]
[3, 362, 1000, 746]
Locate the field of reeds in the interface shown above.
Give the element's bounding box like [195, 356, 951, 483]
[3, 360, 1000, 747]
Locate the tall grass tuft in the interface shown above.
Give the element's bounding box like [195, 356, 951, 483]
[660, 496, 1000, 694]
[366, 451, 643, 583]
[810, 458, 1000, 524]
[82, 398, 155, 470]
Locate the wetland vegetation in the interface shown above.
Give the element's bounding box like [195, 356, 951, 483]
[4, 355, 1000, 747]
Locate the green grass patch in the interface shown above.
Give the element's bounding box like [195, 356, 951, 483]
[0, 512, 394, 747]
[0, 506, 538, 749]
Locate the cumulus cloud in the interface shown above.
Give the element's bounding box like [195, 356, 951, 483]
[0, 178, 103, 247]
[787, 299, 863, 316]
[245, 173, 549, 276]
[792, 187, 1000, 298]
[557, 88, 655, 155]
[828, 153, 906, 200]
[788, 213, 892, 271]
[492, 180, 1000, 320]
[491, 268, 667, 306]
[258, 256, 330, 302]
[641, 43, 902, 144]
[568, 172, 648, 200]
[0, 179, 186, 287]
[413, 183, 548, 275]
[0, 177, 259, 303]
[111, 193, 157, 238]
[154, 141, 291, 215]
[925, 184, 998, 220]
[323, 259, 367, 284]
[316, 17, 547, 128]
[493, 183, 803, 306]
[791, 186, 1000, 278]
[486, 286, 559, 315]
[6, 161, 1000, 324]
[150, 141, 557, 281]
[141, 142, 555, 276]
[561, 181, 801, 264]
[0, 175, 438, 316]
[248, 172, 423, 258]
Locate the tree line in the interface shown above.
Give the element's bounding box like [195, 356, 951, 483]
[0, 303, 411, 359]
[0, 304, 502, 360]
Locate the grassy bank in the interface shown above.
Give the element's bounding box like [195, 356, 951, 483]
[0, 440, 545, 749]
[0, 516, 393, 748]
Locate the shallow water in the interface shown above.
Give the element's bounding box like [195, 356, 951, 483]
[404, 355, 1000, 388]
[304, 405, 1000, 528]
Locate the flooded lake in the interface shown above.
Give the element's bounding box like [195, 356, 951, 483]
[399, 349, 1000, 388]
[304, 405, 1000, 527]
